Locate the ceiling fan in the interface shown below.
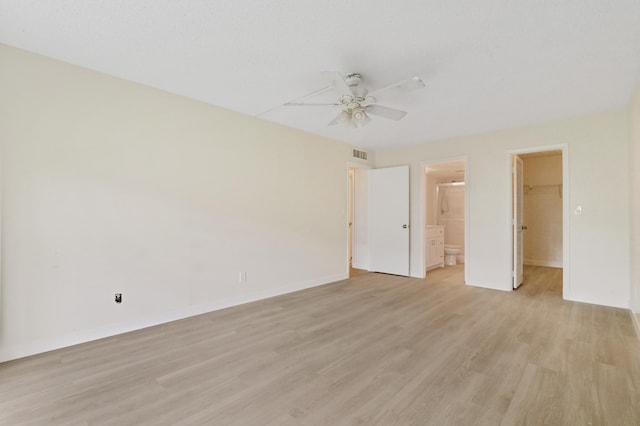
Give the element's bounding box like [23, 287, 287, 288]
[284, 72, 425, 128]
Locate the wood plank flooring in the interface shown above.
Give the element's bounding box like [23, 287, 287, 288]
[1, 265, 639, 425]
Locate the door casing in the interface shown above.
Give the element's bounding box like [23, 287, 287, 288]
[507, 145, 570, 298]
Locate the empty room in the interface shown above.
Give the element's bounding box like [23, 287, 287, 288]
[1, 1, 640, 424]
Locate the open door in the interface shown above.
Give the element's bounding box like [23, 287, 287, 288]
[513, 155, 524, 288]
[369, 165, 410, 276]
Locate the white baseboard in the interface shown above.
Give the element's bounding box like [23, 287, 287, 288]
[524, 259, 563, 268]
[0, 272, 348, 363]
[563, 293, 628, 310]
[351, 261, 369, 270]
[466, 281, 511, 292]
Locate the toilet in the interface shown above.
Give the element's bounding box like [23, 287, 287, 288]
[444, 245, 462, 266]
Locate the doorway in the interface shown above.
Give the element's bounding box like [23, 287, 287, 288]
[347, 163, 370, 277]
[510, 147, 568, 297]
[347, 163, 410, 277]
[348, 168, 354, 269]
[422, 159, 468, 283]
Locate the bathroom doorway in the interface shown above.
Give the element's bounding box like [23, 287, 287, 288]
[422, 159, 468, 283]
[510, 147, 568, 298]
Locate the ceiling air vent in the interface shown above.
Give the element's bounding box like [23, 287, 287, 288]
[353, 149, 368, 160]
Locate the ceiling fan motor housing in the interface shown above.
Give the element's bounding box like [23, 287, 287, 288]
[344, 73, 362, 86]
[344, 73, 368, 100]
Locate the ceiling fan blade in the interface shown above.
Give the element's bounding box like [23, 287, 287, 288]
[328, 110, 351, 126]
[284, 102, 340, 107]
[322, 71, 355, 96]
[366, 104, 407, 121]
[328, 112, 342, 126]
[369, 76, 425, 98]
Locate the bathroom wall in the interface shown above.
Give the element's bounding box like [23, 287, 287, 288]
[437, 184, 465, 256]
[522, 153, 563, 267]
[425, 172, 437, 225]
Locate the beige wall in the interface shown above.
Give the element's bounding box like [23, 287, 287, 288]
[630, 80, 640, 314]
[1, 42, 637, 361]
[0, 45, 371, 362]
[376, 110, 630, 309]
[522, 154, 563, 267]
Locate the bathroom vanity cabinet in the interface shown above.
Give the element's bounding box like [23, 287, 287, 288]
[425, 226, 445, 271]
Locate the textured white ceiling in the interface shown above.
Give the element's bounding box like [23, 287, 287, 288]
[2, 1, 640, 150]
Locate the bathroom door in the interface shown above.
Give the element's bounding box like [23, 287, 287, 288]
[369, 165, 410, 276]
[513, 155, 524, 288]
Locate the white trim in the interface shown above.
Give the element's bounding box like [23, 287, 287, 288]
[506, 152, 514, 291]
[347, 161, 373, 169]
[464, 159, 470, 284]
[420, 156, 469, 283]
[0, 272, 348, 363]
[507, 144, 570, 296]
[0, 154, 2, 318]
[419, 163, 426, 278]
[632, 311, 640, 339]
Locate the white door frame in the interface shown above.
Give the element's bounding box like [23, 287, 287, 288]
[348, 169, 354, 267]
[506, 144, 570, 298]
[346, 161, 371, 275]
[513, 155, 524, 289]
[419, 156, 470, 281]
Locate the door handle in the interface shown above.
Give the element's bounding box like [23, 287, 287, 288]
[520, 225, 528, 230]
[402, 224, 408, 229]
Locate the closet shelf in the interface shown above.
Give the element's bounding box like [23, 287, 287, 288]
[524, 183, 562, 197]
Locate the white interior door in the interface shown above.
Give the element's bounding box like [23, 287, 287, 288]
[513, 155, 524, 288]
[369, 165, 410, 276]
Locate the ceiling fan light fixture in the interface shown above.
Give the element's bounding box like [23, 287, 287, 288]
[337, 110, 351, 124]
[328, 110, 351, 126]
[285, 71, 424, 129]
[351, 107, 370, 128]
[339, 94, 354, 104]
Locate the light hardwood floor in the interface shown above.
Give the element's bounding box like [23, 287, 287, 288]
[1, 265, 639, 425]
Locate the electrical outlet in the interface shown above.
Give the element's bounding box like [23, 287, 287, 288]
[115, 293, 122, 304]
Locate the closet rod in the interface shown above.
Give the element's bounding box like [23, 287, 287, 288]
[525, 184, 561, 190]
[524, 183, 562, 198]
[437, 182, 465, 187]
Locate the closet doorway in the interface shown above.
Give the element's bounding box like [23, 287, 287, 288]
[510, 147, 568, 298]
